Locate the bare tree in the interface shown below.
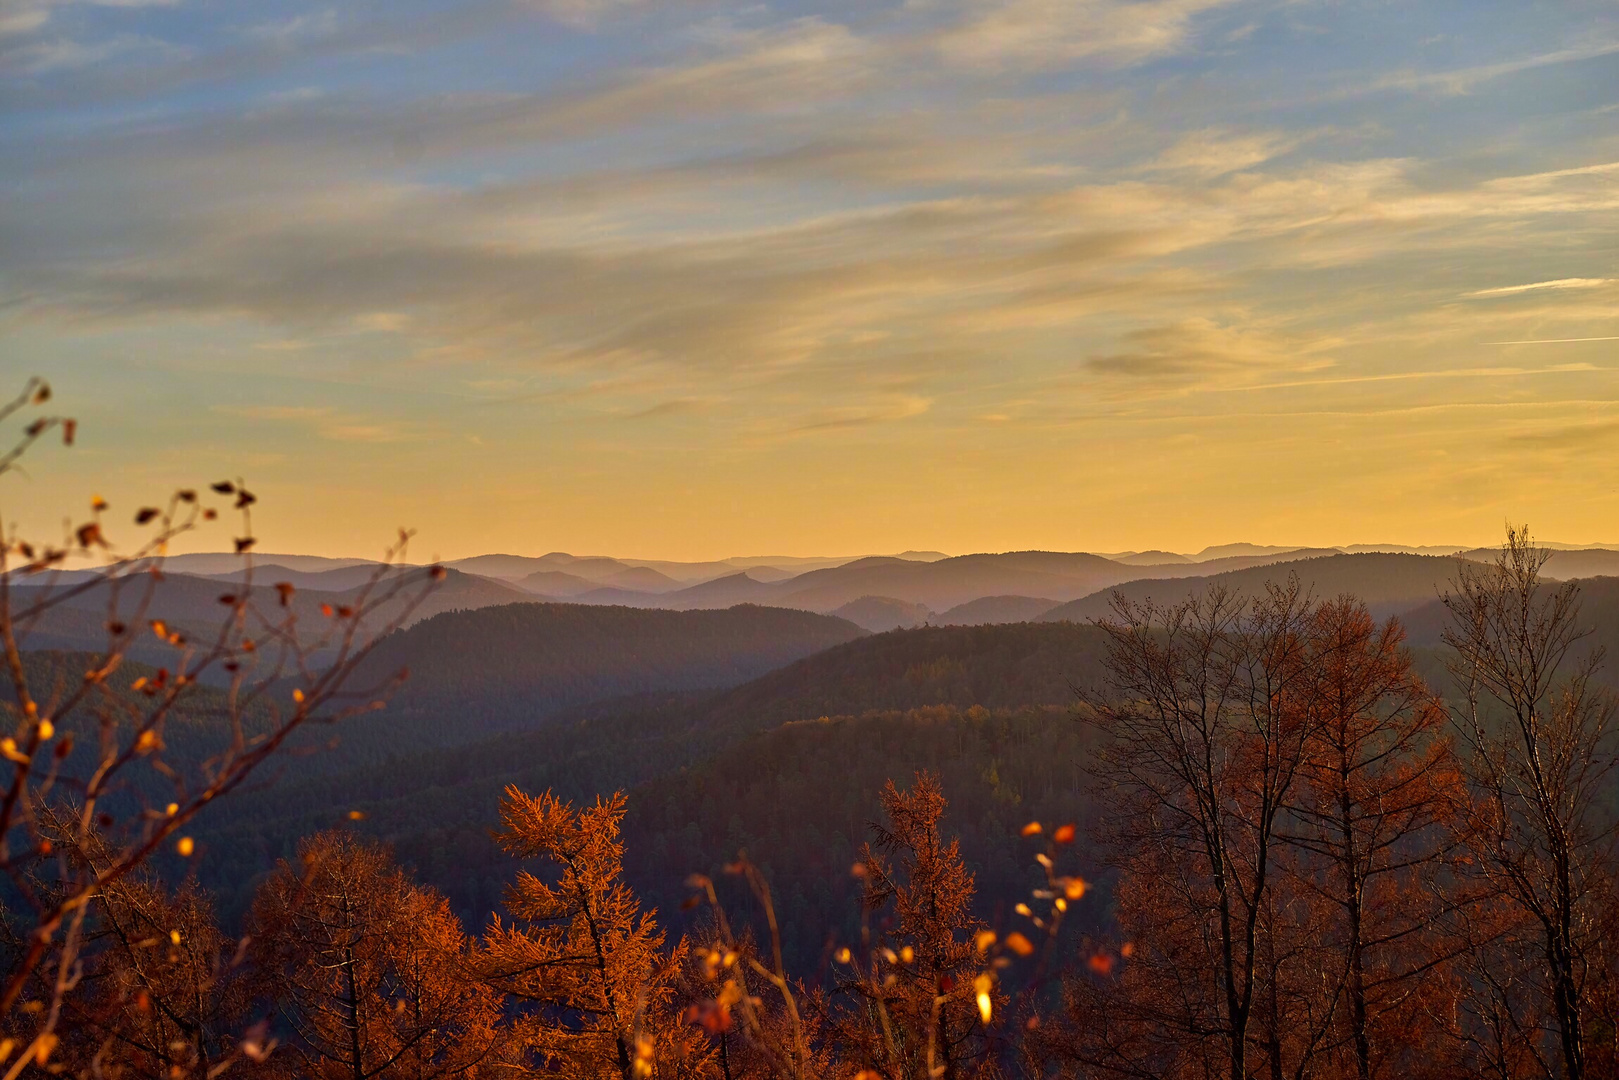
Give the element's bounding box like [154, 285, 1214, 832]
[0, 377, 442, 1075]
[1082, 580, 1317, 1080]
[1443, 527, 1618, 1080]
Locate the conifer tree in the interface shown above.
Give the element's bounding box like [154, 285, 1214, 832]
[59, 874, 251, 1078]
[481, 786, 704, 1080]
[250, 830, 501, 1080]
[1282, 599, 1465, 1080]
[837, 772, 996, 1080]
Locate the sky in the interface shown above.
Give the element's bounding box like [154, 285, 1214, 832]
[2, 0, 1617, 561]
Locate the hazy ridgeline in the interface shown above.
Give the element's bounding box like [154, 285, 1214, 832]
[2, 388, 1618, 1078]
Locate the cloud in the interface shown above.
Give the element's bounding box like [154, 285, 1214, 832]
[1145, 128, 1298, 179]
[1465, 278, 1611, 298]
[1086, 318, 1335, 386]
[525, 0, 648, 30]
[931, 0, 1234, 70]
[213, 404, 412, 442]
[220, 405, 334, 421]
[1482, 336, 1619, 346]
[1369, 40, 1619, 96]
[779, 394, 933, 434]
[3, 31, 183, 73]
[0, 0, 178, 41]
[1508, 420, 1619, 450]
[244, 10, 340, 45]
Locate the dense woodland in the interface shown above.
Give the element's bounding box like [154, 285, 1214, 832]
[2, 386, 1618, 1078]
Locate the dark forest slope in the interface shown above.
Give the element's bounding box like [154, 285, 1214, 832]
[189, 620, 1111, 923]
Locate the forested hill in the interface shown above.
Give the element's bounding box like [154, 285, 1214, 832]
[353, 601, 865, 718]
[303, 602, 866, 769]
[190, 620, 1112, 925]
[700, 621, 1109, 733]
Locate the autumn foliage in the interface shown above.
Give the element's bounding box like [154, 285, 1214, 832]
[481, 787, 703, 1080]
[249, 830, 501, 1079]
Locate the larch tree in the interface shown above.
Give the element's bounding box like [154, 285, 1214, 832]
[837, 772, 995, 1080]
[1280, 599, 1465, 1080]
[60, 872, 250, 1078]
[250, 830, 501, 1080]
[1442, 528, 1618, 1080]
[481, 787, 701, 1080]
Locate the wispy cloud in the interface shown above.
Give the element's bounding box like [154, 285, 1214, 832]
[213, 404, 415, 442]
[1085, 318, 1336, 388]
[932, 0, 1235, 70]
[1369, 39, 1619, 96]
[1483, 336, 1619, 345]
[1465, 278, 1611, 298]
[1144, 127, 1299, 178]
[3, 30, 183, 73]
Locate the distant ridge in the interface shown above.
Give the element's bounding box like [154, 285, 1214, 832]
[936, 595, 1058, 625]
[1042, 552, 1460, 624]
[829, 595, 933, 632]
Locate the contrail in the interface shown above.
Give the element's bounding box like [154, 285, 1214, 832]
[1483, 336, 1619, 345]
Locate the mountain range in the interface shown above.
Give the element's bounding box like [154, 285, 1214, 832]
[19, 542, 1619, 644]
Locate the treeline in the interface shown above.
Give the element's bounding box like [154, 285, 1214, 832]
[10, 532, 1618, 1078]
